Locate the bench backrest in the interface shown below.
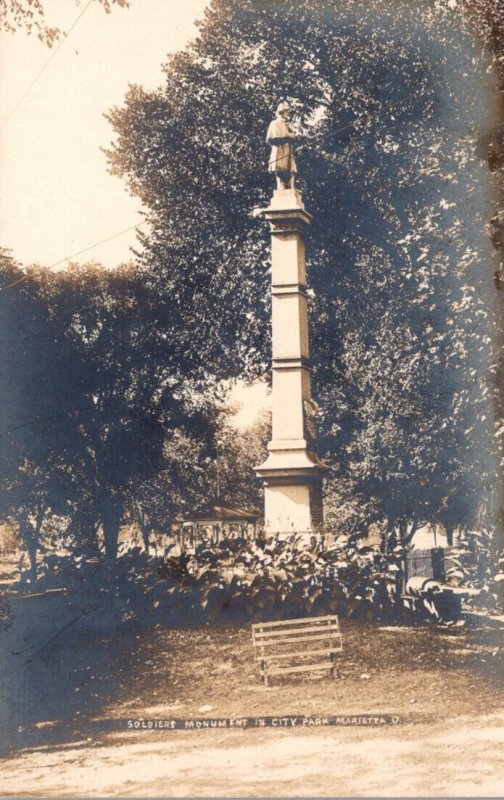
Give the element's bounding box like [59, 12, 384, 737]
[252, 615, 342, 683]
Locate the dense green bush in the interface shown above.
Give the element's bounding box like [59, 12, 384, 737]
[146, 535, 405, 624]
[30, 534, 406, 625]
[31, 531, 503, 626]
[30, 548, 156, 627]
[442, 529, 503, 613]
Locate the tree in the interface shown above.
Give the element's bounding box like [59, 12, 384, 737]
[105, 0, 502, 543]
[0, 252, 80, 578]
[41, 261, 226, 560]
[125, 425, 223, 552]
[0, 254, 224, 564]
[1, 0, 129, 46]
[210, 408, 271, 511]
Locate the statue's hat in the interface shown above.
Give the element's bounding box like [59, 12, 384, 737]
[276, 101, 289, 113]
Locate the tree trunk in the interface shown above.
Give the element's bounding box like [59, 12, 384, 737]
[26, 540, 38, 585]
[101, 500, 122, 561]
[135, 503, 150, 554]
[78, 523, 101, 557]
[445, 520, 454, 547]
[383, 511, 396, 554]
[398, 518, 408, 548]
[16, 511, 42, 587]
[402, 513, 419, 548]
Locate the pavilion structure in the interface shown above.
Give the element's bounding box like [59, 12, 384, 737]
[178, 500, 259, 550]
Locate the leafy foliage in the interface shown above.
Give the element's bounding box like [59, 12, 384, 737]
[209, 407, 270, 510]
[0, 253, 82, 577]
[105, 0, 503, 543]
[447, 529, 504, 611]
[146, 534, 405, 624]
[0, 0, 129, 46]
[0, 257, 224, 569]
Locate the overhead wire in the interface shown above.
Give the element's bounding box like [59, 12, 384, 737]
[0, 54, 487, 293]
[0, 70, 489, 438]
[0, 0, 94, 132]
[0, 161, 486, 445]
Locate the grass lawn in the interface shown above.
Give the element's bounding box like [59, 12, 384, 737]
[2, 620, 504, 797]
[102, 620, 503, 722]
[2, 617, 502, 741]
[1, 616, 503, 796]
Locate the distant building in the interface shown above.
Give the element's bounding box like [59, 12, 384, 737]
[410, 522, 452, 550]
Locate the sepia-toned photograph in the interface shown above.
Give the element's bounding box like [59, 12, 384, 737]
[0, 0, 503, 796]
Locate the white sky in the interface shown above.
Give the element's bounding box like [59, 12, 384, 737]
[228, 380, 270, 429]
[0, 0, 209, 269]
[0, 0, 270, 427]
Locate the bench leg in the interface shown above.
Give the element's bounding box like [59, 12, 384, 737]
[330, 653, 336, 679]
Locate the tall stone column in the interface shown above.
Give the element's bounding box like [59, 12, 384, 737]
[255, 187, 326, 535]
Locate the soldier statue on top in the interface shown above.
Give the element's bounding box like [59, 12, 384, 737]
[266, 101, 297, 189]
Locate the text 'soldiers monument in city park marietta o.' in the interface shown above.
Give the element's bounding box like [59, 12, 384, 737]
[255, 101, 327, 536]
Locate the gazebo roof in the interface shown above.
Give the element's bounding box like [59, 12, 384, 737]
[184, 499, 259, 523]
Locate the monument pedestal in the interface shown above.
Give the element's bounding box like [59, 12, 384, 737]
[255, 188, 326, 535]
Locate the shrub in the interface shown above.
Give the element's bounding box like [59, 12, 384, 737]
[147, 534, 405, 624]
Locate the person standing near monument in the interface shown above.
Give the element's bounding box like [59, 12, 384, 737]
[266, 101, 297, 189]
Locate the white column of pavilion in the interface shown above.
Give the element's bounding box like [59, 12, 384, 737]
[255, 186, 327, 535]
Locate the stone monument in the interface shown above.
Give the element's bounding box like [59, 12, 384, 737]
[255, 102, 327, 535]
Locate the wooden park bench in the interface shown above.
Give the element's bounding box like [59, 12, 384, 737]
[252, 615, 343, 686]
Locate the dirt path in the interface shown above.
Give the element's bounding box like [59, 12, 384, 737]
[2, 620, 503, 796]
[1, 713, 503, 797]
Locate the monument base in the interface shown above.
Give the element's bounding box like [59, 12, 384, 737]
[257, 460, 325, 535]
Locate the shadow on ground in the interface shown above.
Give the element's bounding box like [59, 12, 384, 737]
[0, 592, 157, 755]
[1, 592, 503, 758]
